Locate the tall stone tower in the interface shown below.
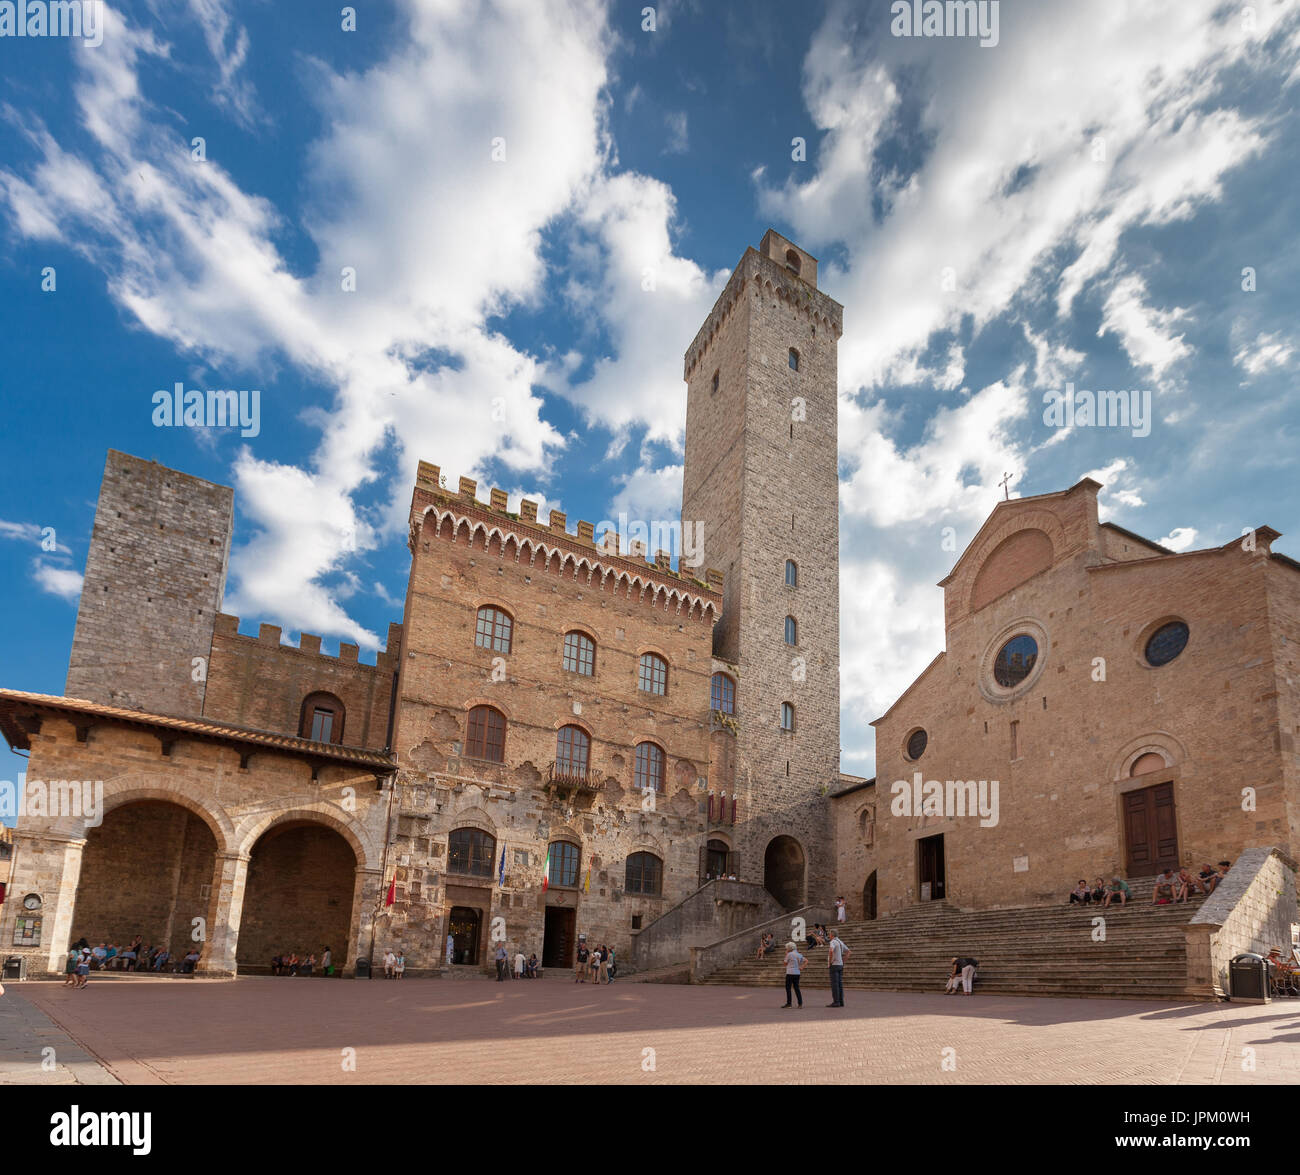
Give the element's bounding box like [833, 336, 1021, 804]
[66, 450, 234, 717]
[682, 230, 843, 908]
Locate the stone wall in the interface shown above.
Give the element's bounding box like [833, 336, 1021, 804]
[868, 481, 1298, 914]
[203, 614, 401, 750]
[629, 878, 784, 971]
[65, 450, 234, 717]
[688, 901, 836, 983]
[1185, 845, 1298, 997]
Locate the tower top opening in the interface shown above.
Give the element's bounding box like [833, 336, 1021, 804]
[759, 228, 818, 289]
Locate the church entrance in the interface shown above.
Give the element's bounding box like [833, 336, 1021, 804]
[448, 907, 481, 966]
[1123, 782, 1178, 875]
[543, 906, 575, 968]
[918, 835, 945, 900]
[862, 870, 877, 920]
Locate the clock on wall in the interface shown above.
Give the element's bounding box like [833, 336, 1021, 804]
[22, 894, 41, 911]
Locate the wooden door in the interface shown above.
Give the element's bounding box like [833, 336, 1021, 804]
[918, 835, 945, 900]
[1124, 782, 1178, 874]
[543, 906, 575, 969]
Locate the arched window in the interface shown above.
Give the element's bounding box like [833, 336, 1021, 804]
[710, 672, 735, 714]
[475, 605, 513, 654]
[626, 852, 663, 896]
[300, 692, 345, 744]
[781, 702, 795, 732]
[634, 742, 665, 793]
[555, 725, 591, 780]
[788, 347, 800, 371]
[784, 559, 798, 587]
[638, 652, 668, 696]
[562, 631, 595, 676]
[547, 841, 581, 888]
[784, 616, 797, 645]
[448, 827, 495, 877]
[465, 705, 506, 763]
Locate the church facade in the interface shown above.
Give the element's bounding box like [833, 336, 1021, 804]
[836, 479, 1300, 917]
[0, 230, 847, 977]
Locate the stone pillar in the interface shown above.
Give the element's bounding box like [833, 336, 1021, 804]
[202, 851, 250, 976]
[351, 866, 383, 975]
[0, 830, 86, 976]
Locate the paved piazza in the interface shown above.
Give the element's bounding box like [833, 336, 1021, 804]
[3, 976, 1300, 1085]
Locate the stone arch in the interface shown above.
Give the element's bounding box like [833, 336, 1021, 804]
[447, 802, 496, 834]
[970, 528, 1054, 612]
[1110, 732, 1187, 783]
[763, 834, 806, 909]
[234, 804, 379, 872]
[75, 775, 237, 853]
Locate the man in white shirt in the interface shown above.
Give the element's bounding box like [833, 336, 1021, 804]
[383, 949, 395, 978]
[826, 931, 851, 1007]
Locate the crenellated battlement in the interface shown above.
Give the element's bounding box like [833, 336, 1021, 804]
[212, 614, 403, 671]
[408, 462, 724, 617]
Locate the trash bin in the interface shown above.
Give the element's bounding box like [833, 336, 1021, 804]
[354, 957, 370, 979]
[2, 955, 27, 981]
[1229, 952, 1269, 1002]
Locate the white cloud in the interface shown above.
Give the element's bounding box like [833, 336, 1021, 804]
[32, 561, 83, 602]
[1158, 527, 1198, 552]
[1097, 273, 1191, 380]
[1233, 330, 1296, 376]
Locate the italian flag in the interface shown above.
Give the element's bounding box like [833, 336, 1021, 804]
[541, 846, 551, 891]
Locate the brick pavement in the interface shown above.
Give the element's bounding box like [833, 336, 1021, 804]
[5, 975, 1300, 1085]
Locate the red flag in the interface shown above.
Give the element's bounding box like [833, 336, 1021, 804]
[385, 880, 396, 907]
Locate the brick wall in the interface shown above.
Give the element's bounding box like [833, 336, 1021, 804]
[203, 615, 401, 749]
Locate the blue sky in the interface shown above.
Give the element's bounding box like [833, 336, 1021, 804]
[2, 0, 1299, 805]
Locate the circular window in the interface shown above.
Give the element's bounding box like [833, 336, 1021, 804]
[993, 634, 1038, 688]
[1145, 621, 1189, 667]
[906, 728, 928, 761]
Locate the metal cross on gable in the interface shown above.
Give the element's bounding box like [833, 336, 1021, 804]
[999, 471, 1013, 500]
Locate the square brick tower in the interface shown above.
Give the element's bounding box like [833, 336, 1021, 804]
[682, 230, 843, 908]
[65, 450, 235, 717]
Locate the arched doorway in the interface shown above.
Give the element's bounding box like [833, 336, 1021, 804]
[862, 871, 877, 921]
[237, 821, 357, 973]
[73, 799, 218, 962]
[448, 906, 481, 966]
[763, 835, 805, 909]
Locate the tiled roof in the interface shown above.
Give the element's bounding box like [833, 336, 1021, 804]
[0, 689, 396, 771]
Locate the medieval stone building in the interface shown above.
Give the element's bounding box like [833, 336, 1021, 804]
[835, 479, 1300, 918]
[0, 230, 848, 977]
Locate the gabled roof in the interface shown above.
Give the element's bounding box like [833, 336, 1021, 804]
[937, 478, 1101, 588]
[0, 690, 396, 774]
[870, 651, 946, 727]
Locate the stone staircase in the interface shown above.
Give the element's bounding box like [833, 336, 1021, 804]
[697, 876, 1212, 1001]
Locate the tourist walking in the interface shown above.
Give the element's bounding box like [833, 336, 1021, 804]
[826, 929, 851, 1007]
[781, 940, 805, 1008]
[606, 946, 617, 983]
[597, 944, 609, 984]
[495, 943, 508, 980]
[321, 947, 333, 976]
[575, 941, 590, 982]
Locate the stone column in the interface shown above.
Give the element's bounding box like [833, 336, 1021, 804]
[201, 851, 249, 977]
[351, 866, 384, 976]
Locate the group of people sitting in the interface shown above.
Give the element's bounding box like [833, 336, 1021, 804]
[1067, 861, 1231, 908]
[756, 923, 837, 961]
[63, 935, 201, 983]
[271, 948, 335, 976]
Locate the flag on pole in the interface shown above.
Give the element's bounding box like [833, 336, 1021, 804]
[583, 854, 594, 894]
[499, 846, 506, 887]
[385, 879, 395, 907]
[542, 846, 551, 891]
